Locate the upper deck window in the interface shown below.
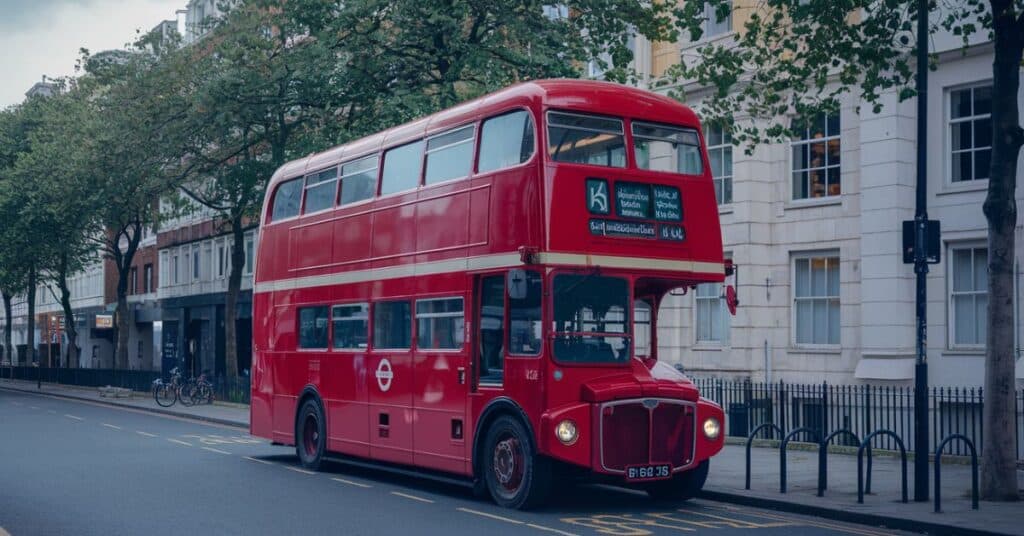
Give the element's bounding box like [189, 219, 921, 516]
[478, 111, 535, 173]
[381, 140, 424, 196]
[304, 167, 338, 214]
[340, 156, 378, 205]
[547, 111, 626, 168]
[633, 121, 703, 175]
[425, 126, 474, 185]
[270, 178, 302, 221]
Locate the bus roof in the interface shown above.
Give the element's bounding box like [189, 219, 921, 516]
[266, 79, 701, 193]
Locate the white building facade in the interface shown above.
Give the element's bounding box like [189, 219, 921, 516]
[626, 8, 1024, 388]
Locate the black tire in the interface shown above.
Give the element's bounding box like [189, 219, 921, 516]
[482, 415, 551, 510]
[644, 459, 709, 502]
[295, 398, 326, 471]
[154, 384, 176, 407]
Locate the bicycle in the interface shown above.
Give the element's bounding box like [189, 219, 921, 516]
[152, 367, 184, 407]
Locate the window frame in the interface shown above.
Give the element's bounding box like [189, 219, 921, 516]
[694, 281, 731, 347]
[549, 271, 633, 366]
[424, 124, 476, 187]
[790, 112, 842, 201]
[631, 119, 705, 177]
[379, 140, 426, 198]
[946, 82, 993, 185]
[705, 124, 733, 205]
[947, 242, 988, 350]
[414, 296, 466, 352]
[372, 299, 413, 351]
[302, 166, 340, 216]
[545, 109, 627, 169]
[268, 176, 304, 224]
[338, 154, 380, 208]
[297, 305, 331, 351]
[476, 108, 538, 175]
[703, 0, 734, 39]
[791, 251, 841, 348]
[331, 302, 370, 352]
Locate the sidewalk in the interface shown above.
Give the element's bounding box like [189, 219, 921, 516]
[706, 442, 1024, 535]
[0, 378, 249, 428]
[3, 377, 1020, 534]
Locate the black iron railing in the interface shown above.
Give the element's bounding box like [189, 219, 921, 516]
[692, 378, 1024, 461]
[1, 366, 250, 404]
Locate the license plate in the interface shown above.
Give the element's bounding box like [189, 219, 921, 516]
[625, 463, 671, 482]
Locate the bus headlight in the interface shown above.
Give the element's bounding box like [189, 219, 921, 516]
[555, 420, 578, 445]
[702, 418, 721, 440]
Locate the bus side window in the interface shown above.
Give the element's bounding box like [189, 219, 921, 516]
[339, 156, 378, 206]
[373, 301, 411, 349]
[416, 297, 465, 349]
[478, 110, 535, 173]
[509, 270, 542, 355]
[478, 276, 505, 385]
[298, 306, 329, 349]
[380, 141, 424, 196]
[332, 303, 369, 350]
[271, 178, 303, 221]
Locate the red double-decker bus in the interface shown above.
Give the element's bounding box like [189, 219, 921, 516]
[251, 79, 734, 509]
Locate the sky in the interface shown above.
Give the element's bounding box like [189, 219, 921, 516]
[0, 0, 184, 108]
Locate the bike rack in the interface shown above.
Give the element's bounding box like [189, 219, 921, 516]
[745, 423, 784, 490]
[857, 430, 907, 504]
[818, 428, 863, 497]
[780, 427, 820, 494]
[934, 433, 979, 512]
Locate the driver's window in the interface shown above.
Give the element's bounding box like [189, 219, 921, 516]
[634, 299, 652, 358]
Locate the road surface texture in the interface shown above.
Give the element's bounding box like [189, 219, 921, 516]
[0, 388, 911, 536]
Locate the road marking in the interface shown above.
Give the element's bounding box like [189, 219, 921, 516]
[331, 477, 371, 488]
[390, 491, 434, 503]
[703, 507, 890, 536]
[63, 414, 83, 421]
[13, 401, 22, 406]
[167, 438, 192, 447]
[526, 524, 580, 536]
[243, 456, 273, 465]
[46, 409, 56, 414]
[101, 423, 122, 430]
[136, 431, 157, 438]
[29, 405, 39, 409]
[286, 466, 316, 475]
[457, 508, 523, 524]
[202, 447, 231, 455]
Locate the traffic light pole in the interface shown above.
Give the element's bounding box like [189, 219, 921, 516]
[913, 0, 930, 503]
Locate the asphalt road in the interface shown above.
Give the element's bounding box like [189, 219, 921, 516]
[0, 388, 910, 536]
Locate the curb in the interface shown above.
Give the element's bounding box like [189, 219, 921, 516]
[0, 384, 248, 429]
[699, 489, 1010, 536]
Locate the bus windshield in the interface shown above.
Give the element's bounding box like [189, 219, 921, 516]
[552, 274, 631, 364]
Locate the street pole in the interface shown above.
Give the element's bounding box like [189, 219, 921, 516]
[913, 0, 930, 503]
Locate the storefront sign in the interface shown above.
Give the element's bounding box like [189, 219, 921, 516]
[95, 314, 114, 329]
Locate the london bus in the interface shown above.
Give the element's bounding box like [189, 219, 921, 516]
[251, 79, 735, 509]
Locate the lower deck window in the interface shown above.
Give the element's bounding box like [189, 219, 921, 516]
[333, 304, 368, 349]
[298, 306, 329, 349]
[416, 298, 464, 350]
[374, 301, 411, 349]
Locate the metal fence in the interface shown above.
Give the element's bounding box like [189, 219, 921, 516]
[692, 378, 1024, 460]
[1, 366, 250, 404]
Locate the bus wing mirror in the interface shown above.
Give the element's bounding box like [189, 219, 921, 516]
[508, 269, 528, 300]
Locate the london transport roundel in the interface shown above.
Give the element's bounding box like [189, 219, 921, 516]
[376, 358, 394, 392]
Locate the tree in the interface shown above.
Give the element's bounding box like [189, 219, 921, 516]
[7, 83, 99, 369]
[80, 48, 189, 370]
[666, 0, 1022, 500]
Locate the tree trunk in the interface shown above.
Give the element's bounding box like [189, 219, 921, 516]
[2, 290, 13, 366]
[25, 266, 36, 366]
[112, 225, 141, 371]
[57, 253, 79, 369]
[224, 215, 245, 379]
[980, 0, 1023, 502]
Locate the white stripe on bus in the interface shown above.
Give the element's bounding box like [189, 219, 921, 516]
[253, 252, 723, 294]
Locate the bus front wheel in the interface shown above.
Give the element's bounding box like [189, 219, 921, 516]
[295, 398, 326, 471]
[644, 459, 709, 502]
[483, 415, 551, 510]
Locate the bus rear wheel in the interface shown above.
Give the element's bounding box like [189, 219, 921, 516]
[295, 398, 326, 471]
[483, 415, 551, 510]
[644, 459, 709, 502]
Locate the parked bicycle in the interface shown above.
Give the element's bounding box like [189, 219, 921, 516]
[181, 372, 213, 406]
[152, 367, 184, 407]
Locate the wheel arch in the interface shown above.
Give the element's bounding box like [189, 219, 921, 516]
[294, 384, 325, 443]
[472, 397, 536, 481]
